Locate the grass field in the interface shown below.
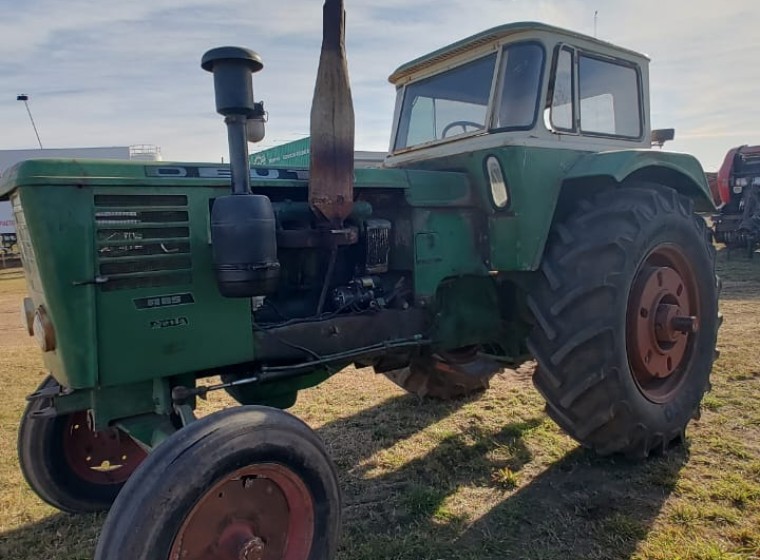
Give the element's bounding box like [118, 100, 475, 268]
[0, 252, 759, 560]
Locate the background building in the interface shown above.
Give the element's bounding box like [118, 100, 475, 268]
[251, 137, 385, 169]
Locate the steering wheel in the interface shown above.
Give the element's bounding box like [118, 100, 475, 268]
[441, 120, 485, 138]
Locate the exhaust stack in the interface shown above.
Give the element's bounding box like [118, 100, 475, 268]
[202, 47, 280, 298]
[309, 0, 355, 226]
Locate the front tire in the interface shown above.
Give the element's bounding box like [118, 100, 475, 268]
[527, 185, 719, 457]
[95, 406, 341, 560]
[18, 376, 147, 513]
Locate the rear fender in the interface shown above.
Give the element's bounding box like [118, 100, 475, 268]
[562, 150, 717, 212]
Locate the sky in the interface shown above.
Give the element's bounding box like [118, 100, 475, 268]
[0, 0, 757, 171]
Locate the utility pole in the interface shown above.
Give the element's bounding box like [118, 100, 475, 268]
[594, 10, 598, 38]
[16, 94, 44, 149]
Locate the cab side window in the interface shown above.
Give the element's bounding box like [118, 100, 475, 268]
[548, 47, 642, 139]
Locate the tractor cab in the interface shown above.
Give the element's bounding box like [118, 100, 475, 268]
[386, 22, 652, 165]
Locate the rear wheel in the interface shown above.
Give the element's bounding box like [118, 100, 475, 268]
[527, 185, 719, 457]
[18, 376, 147, 513]
[382, 347, 499, 399]
[95, 406, 341, 560]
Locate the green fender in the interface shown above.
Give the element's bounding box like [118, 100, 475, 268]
[563, 150, 716, 212]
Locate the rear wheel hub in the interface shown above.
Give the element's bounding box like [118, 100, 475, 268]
[627, 245, 700, 402]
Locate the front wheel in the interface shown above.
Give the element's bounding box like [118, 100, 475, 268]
[95, 406, 341, 560]
[527, 185, 719, 458]
[18, 376, 147, 513]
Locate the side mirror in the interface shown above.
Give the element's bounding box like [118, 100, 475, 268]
[652, 128, 675, 148]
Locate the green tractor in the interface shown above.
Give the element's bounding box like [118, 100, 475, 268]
[3, 2, 720, 558]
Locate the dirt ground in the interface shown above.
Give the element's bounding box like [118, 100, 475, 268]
[0, 252, 759, 560]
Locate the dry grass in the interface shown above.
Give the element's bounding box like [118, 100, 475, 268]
[0, 252, 759, 560]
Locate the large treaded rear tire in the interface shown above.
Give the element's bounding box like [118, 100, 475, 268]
[527, 185, 719, 458]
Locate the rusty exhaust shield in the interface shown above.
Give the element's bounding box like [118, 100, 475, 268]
[309, 0, 355, 227]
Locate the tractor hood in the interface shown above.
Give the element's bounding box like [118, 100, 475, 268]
[0, 158, 471, 205]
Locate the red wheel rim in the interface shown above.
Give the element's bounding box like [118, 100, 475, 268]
[169, 463, 315, 560]
[626, 244, 700, 403]
[62, 411, 147, 485]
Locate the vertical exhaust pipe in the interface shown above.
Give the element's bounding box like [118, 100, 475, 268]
[309, 0, 355, 227]
[201, 47, 262, 195]
[202, 47, 280, 297]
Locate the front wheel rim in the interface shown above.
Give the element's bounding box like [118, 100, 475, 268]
[62, 411, 146, 485]
[169, 463, 315, 560]
[626, 244, 701, 403]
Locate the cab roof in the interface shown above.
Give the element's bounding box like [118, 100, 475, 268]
[388, 21, 649, 84]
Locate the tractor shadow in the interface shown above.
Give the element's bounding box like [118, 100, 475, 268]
[715, 248, 760, 301]
[0, 391, 687, 560]
[314, 393, 688, 560]
[0, 391, 471, 558]
[0, 510, 105, 559]
[449, 449, 688, 560]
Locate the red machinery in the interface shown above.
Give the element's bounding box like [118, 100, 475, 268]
[713, 145, 760, 257]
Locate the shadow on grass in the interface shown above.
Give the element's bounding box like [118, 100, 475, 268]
[450, 449, 688, 560]
[715, 249, 760, 301]
[0, 392, 469, 558]
[0, 510, 104, 558]
[716, 245, 760, 263]
[0, 392, 687, 560]
[322, 395, 688, 560]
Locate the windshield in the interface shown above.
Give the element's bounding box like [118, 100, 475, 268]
[393, 43, 544, 151]
[394, 53, 496, 150]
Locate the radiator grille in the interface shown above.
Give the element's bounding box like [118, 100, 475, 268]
[95, 194, 192, 291]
